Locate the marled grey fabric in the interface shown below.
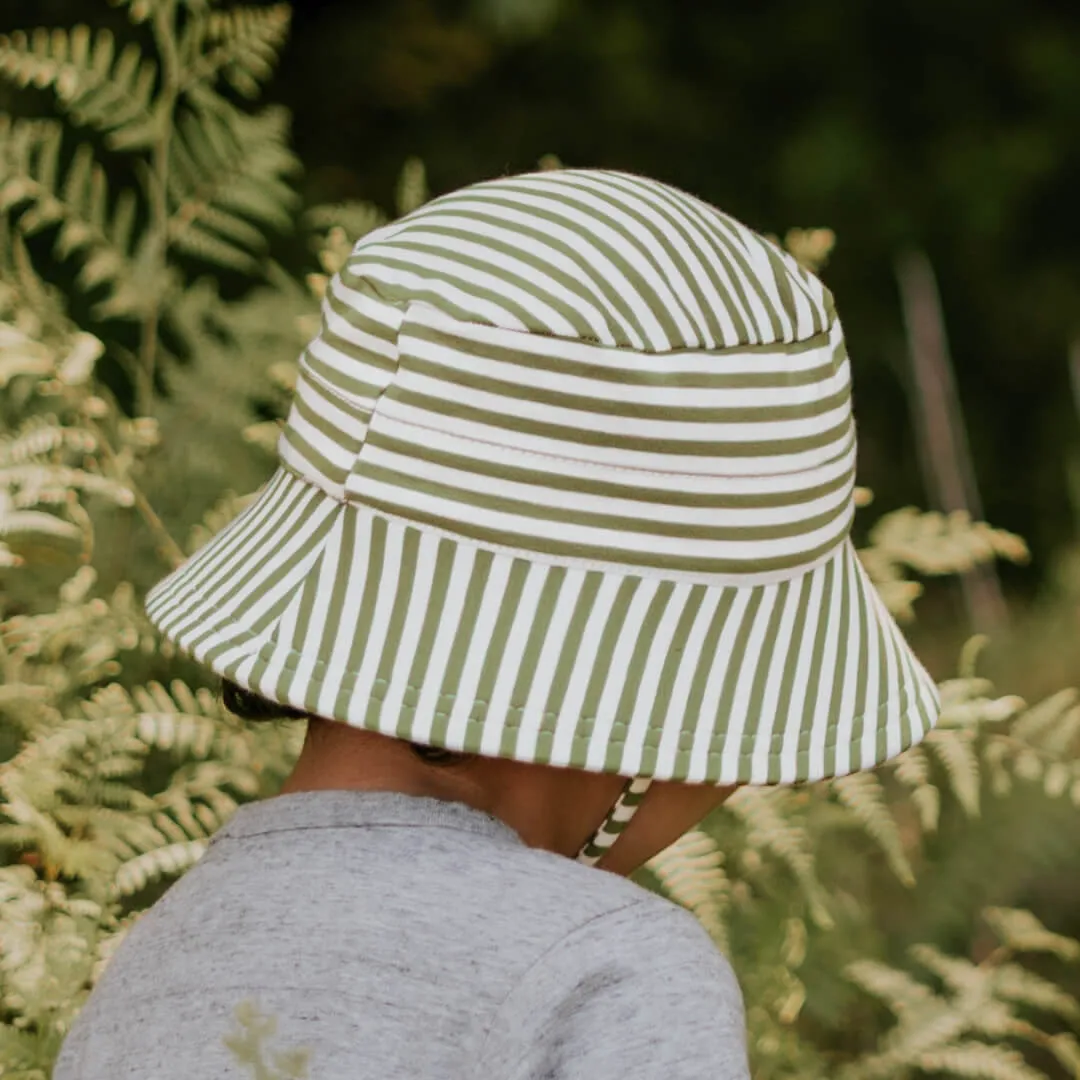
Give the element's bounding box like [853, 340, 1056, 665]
[55, 790, 750, 1079]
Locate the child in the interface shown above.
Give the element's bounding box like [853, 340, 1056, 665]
[56, 168, 939, 1079]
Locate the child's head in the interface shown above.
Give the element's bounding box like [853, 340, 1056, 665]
[147, 168, 939, 867]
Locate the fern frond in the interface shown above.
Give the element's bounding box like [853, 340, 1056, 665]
[832, 771, 915, 886]
[0, 27, 158, 149]
[726, 787, 833, 928]
[647, 828, 730, 950]
[924, 731, 981, 817]
[0, 118, 154, 317]
[914, 1041, 1044, 1080]
[167, 105, 299, 272]
[113, 839, 207, 898]
[984, 907, 1080, 961]
[890, 745, 940, 831]
[194, 5, 291, 99]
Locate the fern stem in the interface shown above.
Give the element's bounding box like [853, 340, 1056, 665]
[137, 0, 183, 418]
[87, 419, 185, 569]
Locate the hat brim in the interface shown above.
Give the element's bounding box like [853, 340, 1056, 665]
[146, 465, 939, 785]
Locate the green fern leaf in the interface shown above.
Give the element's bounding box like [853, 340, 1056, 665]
[195, 5, 292, 99]
[113, 839, 207, 898]
[984, 908, 1080, 961]
[915, 1041, 1044, 1080]
[0, 27, 159, 149]
[832, 771, 915, 886]
[647, 828, 730, 950]
[925, 731, 981, 816]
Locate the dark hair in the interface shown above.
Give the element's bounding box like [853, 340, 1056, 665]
[220, 680, 461, 765]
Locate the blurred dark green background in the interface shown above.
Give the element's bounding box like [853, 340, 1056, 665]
[6, 0, 1080, 680]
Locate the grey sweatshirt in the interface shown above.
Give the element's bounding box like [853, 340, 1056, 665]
[55, 790, 750, 1079]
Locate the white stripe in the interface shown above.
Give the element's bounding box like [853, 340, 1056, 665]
[325, 275, 405, 333]
[749, 579, 803, 783]
[343, 519, 405, 723]
[166, 486, 326, 648]
[619, 582, 693, 776]
[315, 510, 375, 717]
[359, 242, 581, 338]
[585, 578, 661, 772]
[394, 367, 852, 443]
[376, 529, 442, 734]
[454, 186, 672, 350]
[554, 173, 714, 345]
[806, 551, 845, 781]
[367, 410, 856, 496]
[283, 513, 347, 707]
[401, 330, 850, 409]
[599, 173, 764, 348]
[408, 542, 478, 744]
[831, 548, 866, 776]
[574, 172, 746, 345]
[405, 301, 842, 374]
[513, 568, 588, 762]
[778, 565, 826, 783]
[349, 474, 854, 568]
[653, 589, 723, 779]
[398, 198, 646, 348]
[687, 589, 754, 781]
[548, 573, 623, 768]
[479, 561, 548, 757]
[505, 177, 701, 348]
[374, 397, 853, 477]
[718, 587, 780, 780]
[357, 441, 853, 529]
[442, 555, 514, 751]
[351, 260, 531, 333]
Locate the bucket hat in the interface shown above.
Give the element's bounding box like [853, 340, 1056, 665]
[146, 168, 939, 858]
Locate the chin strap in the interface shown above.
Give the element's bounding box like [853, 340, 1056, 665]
[576, 777, 653, 867]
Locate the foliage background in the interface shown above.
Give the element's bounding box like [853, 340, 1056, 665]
[1, 1, 1080, 1078]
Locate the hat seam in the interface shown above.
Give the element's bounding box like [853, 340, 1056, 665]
[360, 410, 858, 484]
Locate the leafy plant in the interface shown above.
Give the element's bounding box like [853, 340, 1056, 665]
[1, 5, 1080, 1080]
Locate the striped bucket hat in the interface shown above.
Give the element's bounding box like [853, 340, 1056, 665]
[146, 169, 939, 850]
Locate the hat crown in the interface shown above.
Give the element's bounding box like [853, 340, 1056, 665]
[348, 168, 833, 352]
[279, 169, 856, 585]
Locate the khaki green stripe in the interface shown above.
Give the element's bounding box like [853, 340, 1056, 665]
[567, 577, 641, 768]
[428, 548, 495, 748]
[354, 492, 849, 576]
[381, 236, 601, 340]
[387, 387, 855, 458]
[406, 318, 835, 382]
[356, 459, 851, 543]
[459, 192, 660, 347]
[605, 581, 676, 771]
[535, 571, 604, 761]
[400, 353, 850, 425]
[332, 514, 388, 716]
[494, 180, 692, 346]
[555, 174, 711, 340]
[586, 173, 747, 346]
[406, 198, 652, 346]
[366, 428, 853, 509]
[396, 536, 457, 738]
[500, 565, 564, 759]
[461, 557, 532, 753]
[671, 590, 737, 778]
[706, 590, 764, 781]
[767, 572, 814, 782]
[365, 527, 421, 728]
[821, 553, 853, 778]
[641, 180, 773, 343]
[737, 580, 791, 769]
[638, 585, 706, 776]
